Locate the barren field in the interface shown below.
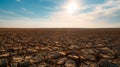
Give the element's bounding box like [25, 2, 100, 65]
[0, 28, 120, 67]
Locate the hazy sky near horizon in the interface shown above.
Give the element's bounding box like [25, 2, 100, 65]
[0, 0, 120, 28]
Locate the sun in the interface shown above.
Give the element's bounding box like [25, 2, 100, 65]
[65, 0, 79, 15]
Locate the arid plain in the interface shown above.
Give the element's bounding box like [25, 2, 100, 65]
[0, 28, 120, 67]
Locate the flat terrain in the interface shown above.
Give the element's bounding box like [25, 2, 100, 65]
[0, 28, 120, 67]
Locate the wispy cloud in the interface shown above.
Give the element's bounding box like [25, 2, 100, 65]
[16, 0, 20, 2]
[0, 9, 25, 19]
[43, 0, 120, 28]
[0, 0, 120, 28]
[0, 17, 50, 28]
[21, 7, 35, 15]
[0, 9, 17, 15]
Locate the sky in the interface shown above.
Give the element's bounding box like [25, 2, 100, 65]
[0, 0, 120, 28]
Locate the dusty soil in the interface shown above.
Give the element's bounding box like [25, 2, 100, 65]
[0, 28, 120, 67]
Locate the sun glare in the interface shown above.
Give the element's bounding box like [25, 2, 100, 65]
[65, 0, 79, 15]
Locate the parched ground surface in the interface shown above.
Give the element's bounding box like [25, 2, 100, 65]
[0, 28, 120, 67]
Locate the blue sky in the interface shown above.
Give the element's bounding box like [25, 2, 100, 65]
[0, 0, 120, 28]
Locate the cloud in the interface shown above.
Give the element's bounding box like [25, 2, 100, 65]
[91, 0, 120, 16]
[0, 17, 50, 28]
[16, 0, 20, 2]
[0, 0, 120, 28]
[43, 0, 120, 28]
[0, 9, 17, 15]
[0, 18, 119, 28]
[0, 9, 24, 19]
[21, 8, 27, 11]
[21, 7, 35, 15]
